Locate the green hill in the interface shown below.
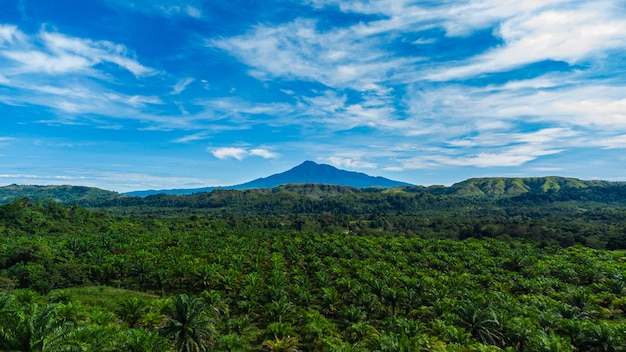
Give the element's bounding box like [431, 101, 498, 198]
[0, 184, 124, 206]
[444, 177, 617, 196]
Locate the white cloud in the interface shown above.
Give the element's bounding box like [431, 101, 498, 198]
[211, 147, 248, 160]
[446, 128, 580, 148]
[0, 27, 154, 77]
[437, 145, 564, 168]
[211, 147, 279, 160]
[172, 132, 209, 143]
[210, 19, 415, 89]
[128, 95, 164, 107]
[0, 24, 24, 45]
[2, 50, 91, 74]
[397, 144, 563, 170]
[40, 30, 154, 77]
[427, 3, 626, 80]
[171, 77, 195, 95]
[403, 79, 626, 135]
[321, 156, 377, 169]
[104, 0, 204, 19]
[184, 5, 202, 18]
[306, 0, 571, 36]
[250, 148, 279, 159]
[595, 134, 626, 149]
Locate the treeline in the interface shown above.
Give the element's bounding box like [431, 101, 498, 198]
[93, 183, 626, 215]
[88, 186, 626, 249]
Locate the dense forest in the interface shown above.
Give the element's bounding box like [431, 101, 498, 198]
[1, 180, 626, 351]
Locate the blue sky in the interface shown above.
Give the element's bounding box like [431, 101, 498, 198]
[1, 0, 626, 192]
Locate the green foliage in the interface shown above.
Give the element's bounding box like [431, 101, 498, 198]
[159, 294, 217, 352]
[0, 185, 123, 206]
[0, 190, 626, 350]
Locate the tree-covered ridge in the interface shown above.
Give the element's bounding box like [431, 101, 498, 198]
[2, 176, 626, 208]
[442, 177, 620, 197]
[0, 184, 124, 206]
[1, 199, 626, 351]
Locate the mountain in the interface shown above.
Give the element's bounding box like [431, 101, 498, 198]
[238, 161, 413, 189]
[125, 161, 414, 196]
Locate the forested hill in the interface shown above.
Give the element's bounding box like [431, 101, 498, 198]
[440, 176, 621, 196]
[1, 177, 625, 208]
[0, 184, 124, 206]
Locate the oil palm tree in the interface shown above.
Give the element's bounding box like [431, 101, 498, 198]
[116, 297, 148, 328]
[159, 294, 217, 352]
[123, 328, 171, 352]
[261, 336, 299, 352]
[455, 301, 503, 347]
[13, 302, 85, 352]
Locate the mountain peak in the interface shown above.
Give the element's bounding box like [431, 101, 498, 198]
[125, 161, 414, 196]
[237, 161, 413, 189]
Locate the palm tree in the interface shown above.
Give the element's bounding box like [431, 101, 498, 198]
[159, 294, 217, 352]
[261, 336, 299, 352]
[116, 297, 148, 328]
[267, 297, 296, 323]
[200, 290, 230, 322]
[455, 301, 503, 347]
[13, 302, 86, 352]
[124, 329, 171, 352]
[299, 309, 338, 350]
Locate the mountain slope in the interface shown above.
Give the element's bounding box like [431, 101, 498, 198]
[0, 184, 124, 205]
[126, 161, 413, 196]
[236, 161, 413, 189]
[441, 177, 619, 196]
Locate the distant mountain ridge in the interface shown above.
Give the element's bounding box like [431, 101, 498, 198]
[125, 161, 414, 196]
[1, 169, 625, 206]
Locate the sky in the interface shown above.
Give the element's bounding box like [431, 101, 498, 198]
[1, 0, 626, 192]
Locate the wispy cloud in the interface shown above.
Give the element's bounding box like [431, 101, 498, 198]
[102, 0, 204, 19]
[171, 78, 195, 95]
[210, 19, 416, 89]
[595, 134, 626, 149]
[436, 146, 563, 168]
[0, 24, 209, 131]
[426, 3, 626, 81]
[172, 132, 209, 143]
[0, 27, 154, 77]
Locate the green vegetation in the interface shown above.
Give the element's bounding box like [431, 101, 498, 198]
[0, 181, 625, 350]
[0, 184, 124, 206]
